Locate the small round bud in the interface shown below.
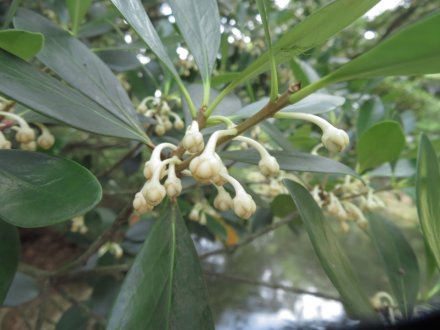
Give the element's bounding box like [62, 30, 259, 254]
[322, 127, 349, 152]
[155, 124, 165, 136]
[189, 154, 222, 183]
[20, 141, 37, 151]
[137, 103, 148, 113]
[161, 102, 171, 115]
[133, 192, 152, 213]
[174, 119, 184, 130]
[233, 193, 256, 219]
[37, 132, 55, 150]
[165, 176, 182, 198]
[214, 188, 233, 211]
[15, 126, 35, 143]
[163, 118, 173, 131]
[258, 155, 280, 177]
[142, 181, 166, 206]
[0, 133, 11, 149]
[182, 121, 204, 153]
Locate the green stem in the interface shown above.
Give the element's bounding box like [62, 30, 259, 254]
[176, 78, 197, 118]
[206, 115, 235, 128]
[202, 78, 211, 107]
[205, 84, 234, 117]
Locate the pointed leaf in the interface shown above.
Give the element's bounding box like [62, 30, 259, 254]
[283, 179, 377, 321]
[367, 213, 420, 319]
[0, 51, 144, 141]
[168, 0, 220, 82]
[0, 220, 20, 303]
[66, 0, 93, 34]
[110, 0, 181, 83]
[357, 121, 406, 173]
[220, 149, 358, 177]
[107, 204, 214, 330]
[0, 29, 44, 60]
[14, 9, 147, 141]
[416, 134, 440, 269]
[226, 0, 380, 90]
[0, 150, 102, 228]
[327, 12, 440, 83]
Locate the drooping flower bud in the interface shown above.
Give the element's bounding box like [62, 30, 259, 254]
[0, 131, 11, 149]
[20, 141, 37, 151]
[164, 162, 182, 198]
[1, 111, 35, 144]
[36, 123, 55, 150]
[143, 143, 177, 180]
[321, 126, 349, 152]
[141, 179, 166, 206]
[133, 192, 154, 214]
[182, 121, 204, 153]
[163, 118, 173, 131]
[213, 186, 233, 211]
[220, 172, 256, 219]
[327, 193, 348, 219]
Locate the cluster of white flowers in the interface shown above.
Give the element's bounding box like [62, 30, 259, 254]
[312, 176, 385, 232]
[136, 96, 184, 136]
[0, 105, 55, 151]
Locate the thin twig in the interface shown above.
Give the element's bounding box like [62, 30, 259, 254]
[199, 212, 297, 259]
[204, 270, 340, 301]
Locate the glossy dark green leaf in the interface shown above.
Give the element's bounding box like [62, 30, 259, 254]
[326, 12, 440, 83]
[0, 51, 144, 141]
[0, 29, 44, 60]
[416, 134, 440, 269]
[367, 213, 420, 319]
[110, 0, 181, 83]
[0, 150, 102, 228]
[14, 10, 148, 142]
[168, 0, 220, 84]
[66, 0, 93, 35]
[356, 97, 385, 137]
[226, 0, 379, 90]
[107, 204, 214, 330]
[260, 122, 295, 152]
[357, 121, 406, 173]
[97, 50, 141, 72]
[0, 220, 20, 303]
[270, 194, 296, 218]
[284, 179, 377, 321]
[220, 149, 358, 177]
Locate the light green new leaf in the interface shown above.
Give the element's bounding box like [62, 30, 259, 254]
[416, 134, 440, 269]
[225, 0, 380, 91]
[14, 9, 148, 142]
[0, 220, 20, 303]
[283, 180, 377, 321]
[220, 149, 358, 177]
[367, 213, 420, 319]
[0, 51, 144, 141]
[357, 121, 406, 173]
[168, 0, 220, 84]
[0, 150, 102, 228]
[66, 0, 93, 35]
[0, 29, 44, 60]
[326, 12, 440, 83]
[107, 204, 214, 330]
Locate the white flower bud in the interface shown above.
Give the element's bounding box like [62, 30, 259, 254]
[174, 118, 184, 130]
[189, 153, 223, 183]
[155, 124, 165, 136]
[163, 118, 173, 131]
[143, 143, 177, 180]
[182, 121, 204, 153]
[160, 102, 171, 115]
[164, 163, 182, 198]
[258, 155, 280, 177]
[322, 127, 349, 152]
[189, 203, 202, 221]
[233, 192, 256, 219]
[37, 130, 55, 150]
[214, 186, 233, 211]
[133, 192, 153, 214]
[327, 193, 348, 219]
[20, 141, 37, 151]
[15, 126, 35, 143]
[211, 164, 229, 186]
[141, 180, 166, 206]
[0, 132, 11, 149]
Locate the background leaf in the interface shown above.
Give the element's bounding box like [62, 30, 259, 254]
[357, 121, 406, 173]
[168, 0, 220, 83]
[416, 134, 440, 269]
[14, 9, 147, 141]
[3, 273, 39, 307]
[284, 179, 377, 321]
[107, 204, 214, 330]
[0, 220, 20, 303]
[0, 29, 44, 60]
[0, 150, 102, 228]
[220, 149, 358, 177]
[326, 12, 440, 83]
[367, 213, 420, 319]
[66, 0, 93, 35]
[0, 51, 145, 141]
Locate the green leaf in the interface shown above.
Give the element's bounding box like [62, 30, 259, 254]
[283, 179, 377, 321]
[0, 150, 102, 228]
[233, 93, 345, 119]
[0, 51, 144, 141]
[0, 29, 44, 60]
[356, 97, 385, 137]
[367, 213, 420, 319]
[3, 273, 39, 307]
[220, 149, 358, 177]
[107, 204, 214, 330]
[326, 12, 440, 83]
[0, 220, 20, 303]
[416, 134, 440, 269]
[357, 121, 406, 173]
[56, 306, 89, 330]
[14, 10, 148, 142]
[271, 194, 296, 218]
[168, 0, 220, 84]
[225, 0, 380, 91]
[66, 0, 93, 35]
